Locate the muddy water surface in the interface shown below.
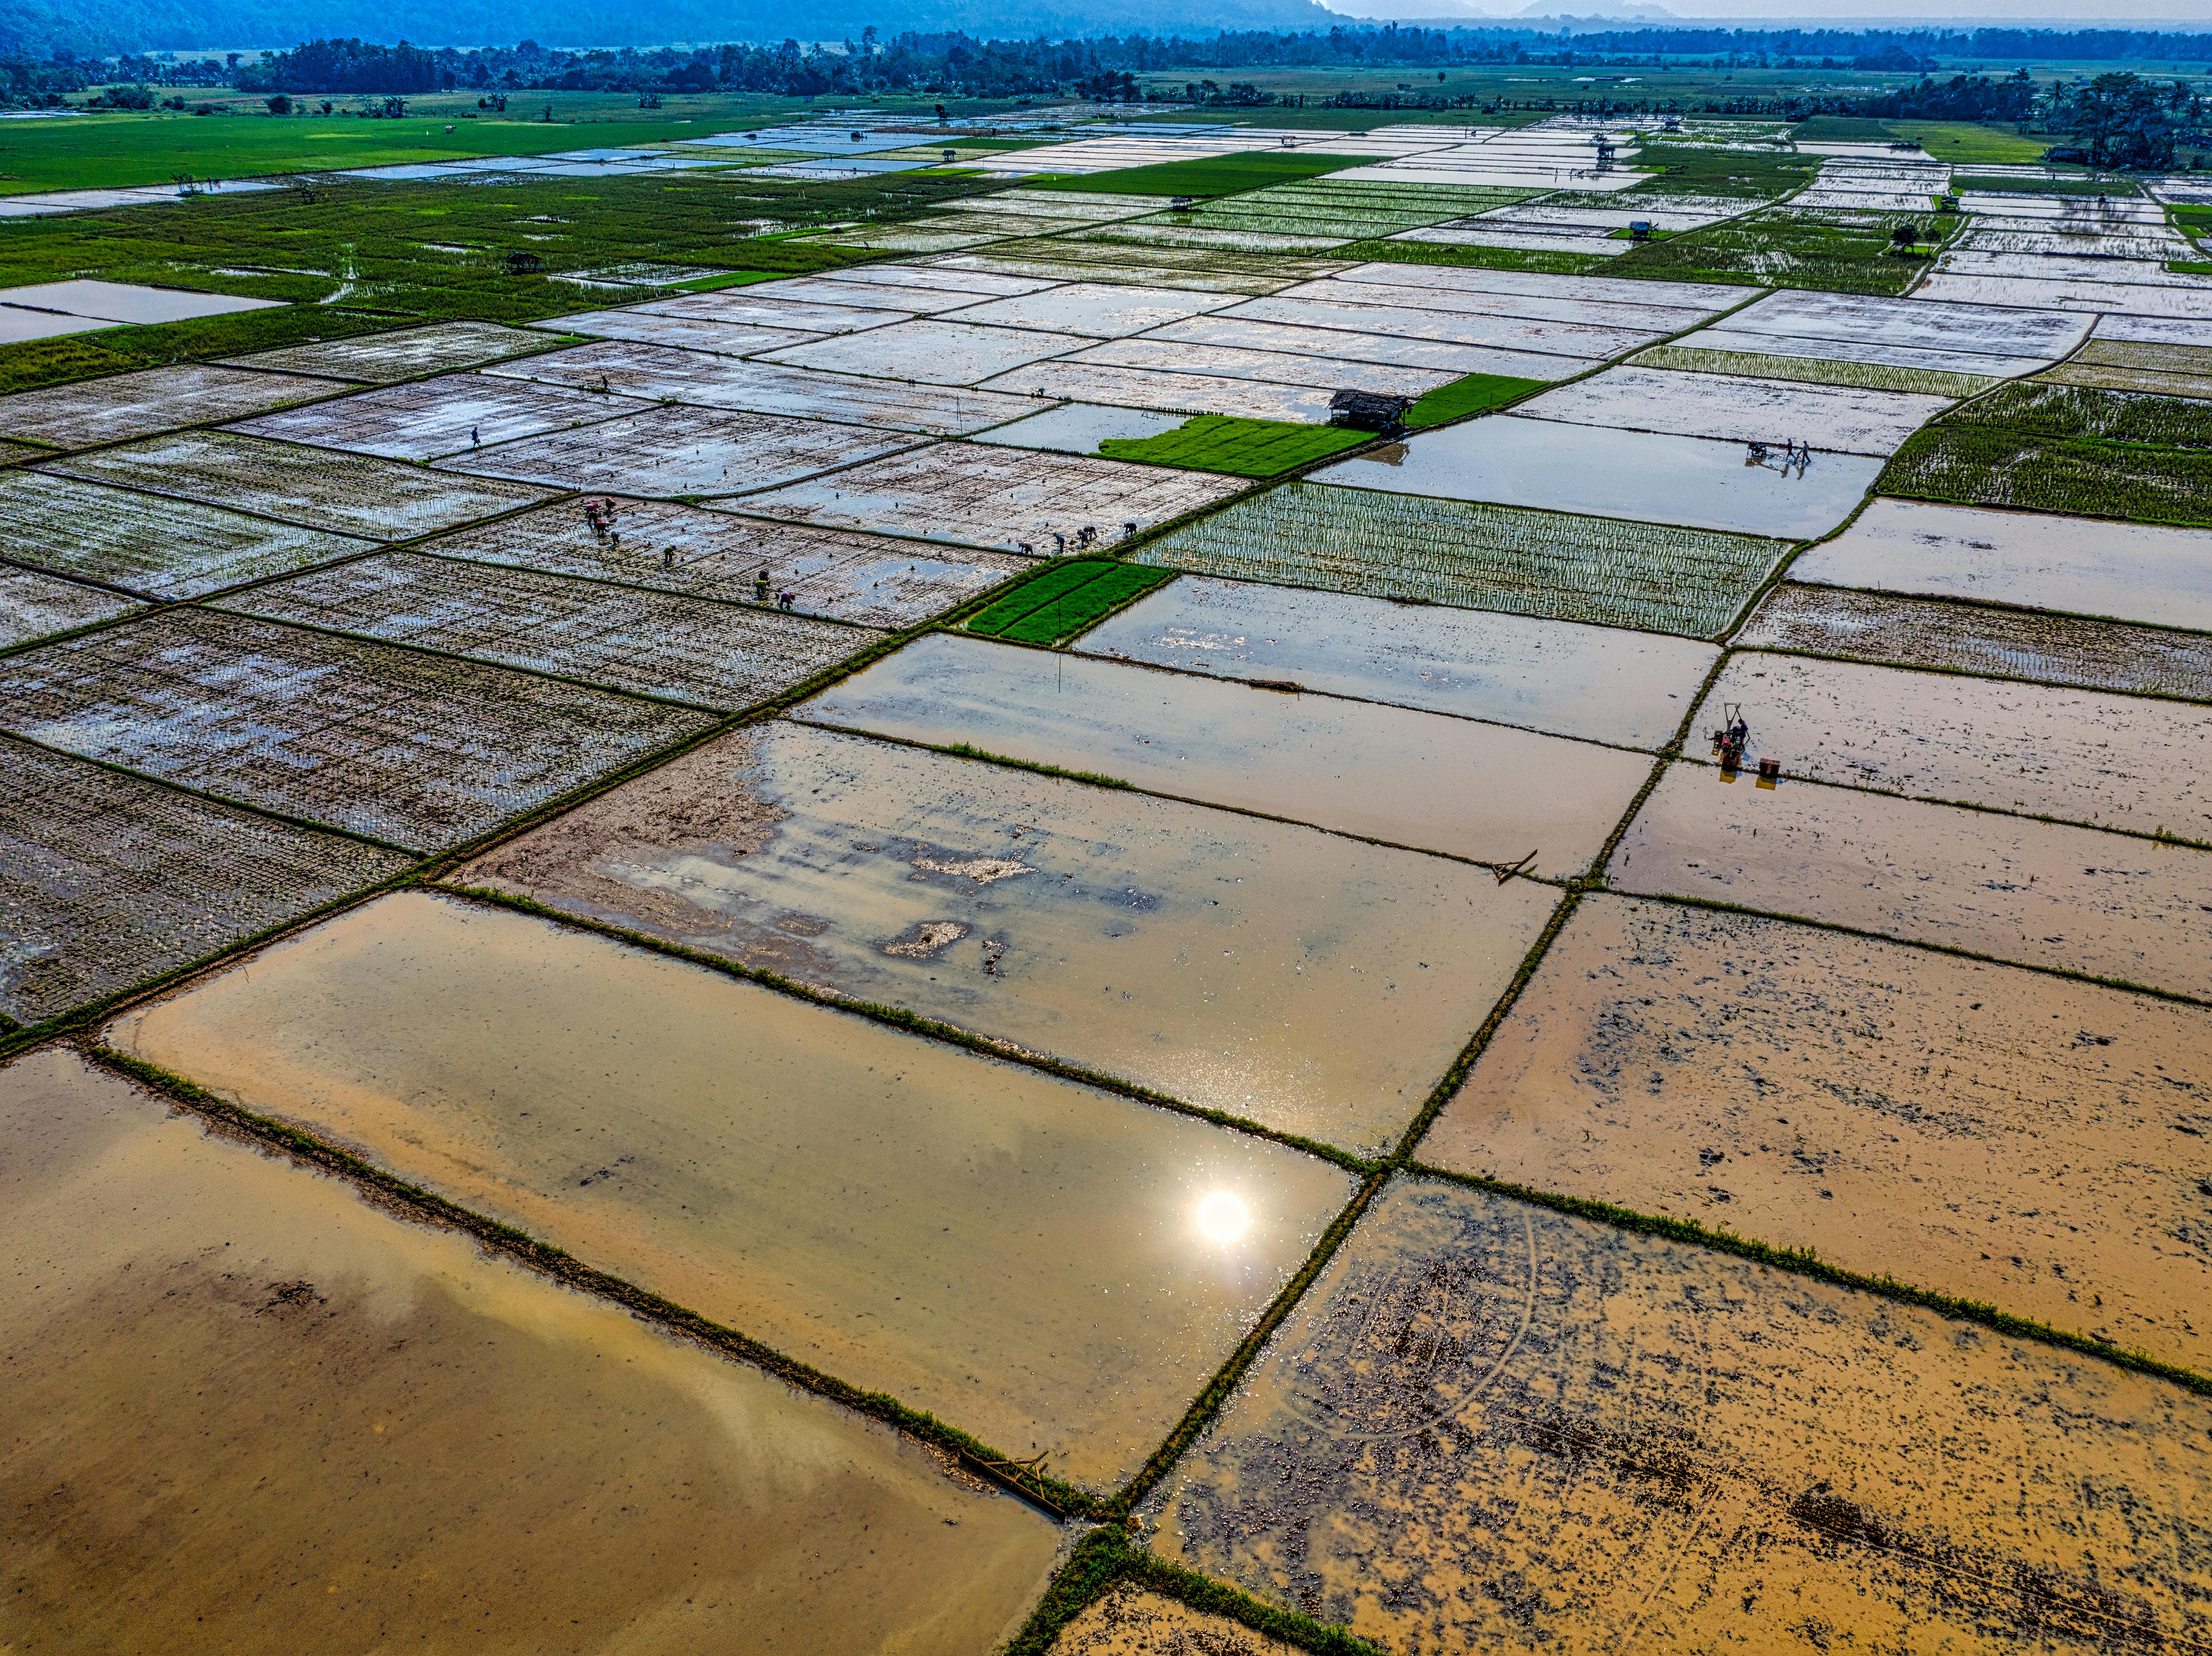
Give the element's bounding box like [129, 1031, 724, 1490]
[0, 1046, 1060, 1655]
[107, 893, 1356, 1489]
[1079, 575, 1715, 748]
[1611, 764, 2212, 1000]
[1147, 1176, 2212, 1654]
[1423, 895, 2212, 1373]
[1703, 652, 2212, 838]
[457, 724, 1554, 1155]
[796, 633, 1655, 871]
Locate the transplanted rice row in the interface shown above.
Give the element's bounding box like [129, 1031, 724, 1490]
[1631, 343, 2000, 399]
[1132, 483, 1793, 638]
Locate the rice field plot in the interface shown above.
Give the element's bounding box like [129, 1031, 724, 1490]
[47, 432, 556, 541]
[1135, 483, 1788, 639]
[1093, 414, 1370, 477]
[1318, 419, 1882, 541]
[108, 890, 1356, 1490]
[798, 633, 1651, 871]
[1424, 894, 2212, 1373]
[1629, 343, 1996, 398]
[759, 319, 1089, 387]
[0, 471, 373, 599]
[481, 339, 1038, 435]
[1693, 288, 2097, 367]
[439, 404, 920, 497]
[227, 321, 566, 384]
[644, 288, 917, 333]
[977, 361, 1343, 423]
[0, 740, 411, 1026]
[224, 552, 879, 711]
[0, 364, 329, 450]
[930, 282, 1239, 339]
[741, 445, 1245, 553]
[1610, 208, 1946, 295]
[456, 722, 1554, 1155]
[1069, 221, 1351, 256]
[775, 262, 1061, 297]
[0, 609, 713, 852]
[1701, 652, 2212, 836]
[963, 559, 1169, 642]
[931, 240, 1342, 297]
[1514, 364, 1949, 456]
[0, 1049, 1058, 1651]
[1082, 575, 1716, 748]
[228, 372, 651, 462]
[1740, 583, 2212, 702]
[1880, 382, 2212, 527]
[1285, 274, 1702, 337]
[1801, 497, 2212, 630]
[2095, 314, 2212, 349]
[424, 496, 1027, 628]
[2040, 338, 2212, 401]
[1173, 180, 1538, 242]
[1062, 339, 1455, 401]
[1612, 762, 2212, 1000]
[0, 568, 130, 647]
[534, 308, 822, 356]
[1313, 262, 1744, 320]
[1211, 295, 1660, 365]
[1146, 1175, 2212, 1655]
[1144, 314, 1586, 382]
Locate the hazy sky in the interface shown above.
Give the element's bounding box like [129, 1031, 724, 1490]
[1317, 0, 2212, 22]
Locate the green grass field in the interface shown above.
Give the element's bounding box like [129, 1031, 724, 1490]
[1097, 414, 1368, 475]
[1028, 150, 1369, 197]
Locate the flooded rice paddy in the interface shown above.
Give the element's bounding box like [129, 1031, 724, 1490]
[0, 364, 325, 449]
[1699, 651, 2212, 836]
[1425, 894, 2212, 1373]
[1613, 762, 2212, 1000]
[229, 371, 648, 461]
[0, 608, 713, 851]
[223, 551, 880, 710]
[0, 1046, 1060, 1653]
[456, 722, 1554, 1153]
[797, 633, 1655, 868]
[1789, 498, 2212, 631]
[108, 891, 1357, 1489]
[227, 320, 562, 382]
[0, 568, 130, 647]
[1079, 573, 1715, 747]
[1738, 583, 2212, 702]
[1146, 1176, 2212, 1654]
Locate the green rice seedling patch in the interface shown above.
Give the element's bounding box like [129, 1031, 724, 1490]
[1879, 382, 2212, 526]
[1624, 142, 1819, 201]
[999, 565, 1173, 643]
[1335, 238, 1613, 277]
[1027, 152, 1370, 198]
[0, 336, 152, 396]
[1403, 373, 1548, 429]
[1882, 121, 2052, 163]
[0, 739, 412, 1026]
[1096, 414, 1370, 477]
[1132, 482, 1790, 638]
[1953, 173, 2141, 197]
[1630, 343, 1997, 399]
[1790, 115, 1896, 143]
[1611, 207, 1955, 295]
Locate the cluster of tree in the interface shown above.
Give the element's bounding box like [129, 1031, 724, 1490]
[2046, 72, 2205, 169]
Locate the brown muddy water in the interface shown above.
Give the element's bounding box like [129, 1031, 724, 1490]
[1146, 1176, 2212, 1654]
[1611, 762, 2212, 1001]
[106, 892, 1356, 1490]
[1701, 652, 2212, 839]
[794, 633, 1656, 872]
[1422, 895, 2212, 1373]
[0, 1046, 1060, 1654]
[456, 724, 1555, 1156]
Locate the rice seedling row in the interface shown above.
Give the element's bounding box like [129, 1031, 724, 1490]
[1630, 343, 1998, 398]
[0, 567, 132, 647]
[0, 737, 412, 1025]
[0, 608, 714, 851]
[0, 364, 329, 450]
[230, 372, 652, 461]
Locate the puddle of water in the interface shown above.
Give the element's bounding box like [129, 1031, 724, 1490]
[969, 402, 1190, 456]
[1702, 652, 2211, 837]
[1611, 762, 2212, 1000]
[456, 723, 1554, 1155]
[1738, 583, 2212, 702]
[1790, 498, 2212, 632]
[1425, 894, 2212, 1374]
[797, 633, 1654, 870]
[1314, 417, 1885, 540]
[108, 891, 1357, 1489]
[1147, 1175, 2212, 1653]
[0, 1046, 1059, 1653]
[1081, 574, 1716, 747]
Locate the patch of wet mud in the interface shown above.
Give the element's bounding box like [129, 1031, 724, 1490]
[1422, 895, 2212, 1373]
[456, 723, 1556, 1154]
[1047, 1587, 1293, 1654]
[1611, 762, 2212, 1000]
[1145, 1177, 2212, 1654]
[0, 1046, 1059, 1654]
[105, 893, 1356, 1488]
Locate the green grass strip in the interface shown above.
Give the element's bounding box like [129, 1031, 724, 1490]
[1403, 371, 1548, 429]
[999, 565, 1174, 644]
[963, 560, 1116, 636]
[1098, 414, 1368, 477]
